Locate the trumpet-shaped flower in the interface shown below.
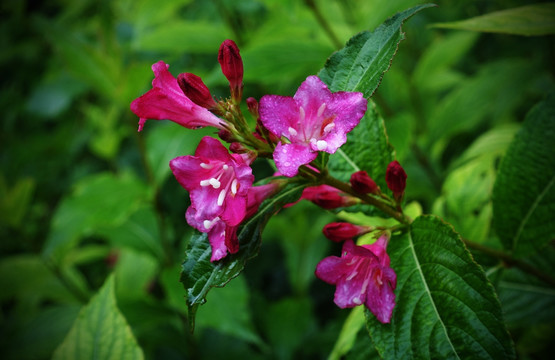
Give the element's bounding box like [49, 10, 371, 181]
[170, 136, 254, 228]
[315, 236, 396, 323]
[259, 76, 367, 177]
[131, 61, 224, 131]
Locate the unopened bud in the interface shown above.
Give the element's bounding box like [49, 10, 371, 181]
[386, 161, 407, 200]
[322, 222, 373, 242]
[218, 129, 236, 143]
[350, 170, 379, 194]
[302, 185, 359, 210]
[246, 97, 259, 117]
[218, 39, 244, 102]
[177, 73, 217, 109]
[229, 142, 247, 153]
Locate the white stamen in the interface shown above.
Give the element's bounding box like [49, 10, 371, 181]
[209, 178, 221, 188]
[231, 179, 238, 195]
[316, 140, 327, 151]
[323, 123, 335, 134]
[317, 103, 326, 117]
[217, 189, 226, 206]
[352, 296, 362, 305]
[288, 127, 298, 137]
[200, 179, 211, 187]
[203, 216, 221, 229]
[346, 271, 358, 281]
[361, 276, 370, 294]
[299, 106, 306, 122]
[310, 138, 317, 145]
[200, 162, 213, 169]
[222, 164, 229, 170]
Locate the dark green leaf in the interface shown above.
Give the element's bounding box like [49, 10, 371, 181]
[180, 181, 308, 328]
[318, 4, 436, 97]
[53, 275, 144, 360]
[493, 94, 555, 256]
[42, 172, 150, 263]
[366, 216, 515, 359]
[431, 3, 555, 36]
[328, 102, 394, 190]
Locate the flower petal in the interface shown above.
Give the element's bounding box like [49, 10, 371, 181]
[315, 256, 345, 284]
[293, 75, 332, 118]
[130, 61, 223, 131]
[259, 95, 300, 138]
[273, 142, 317, 177]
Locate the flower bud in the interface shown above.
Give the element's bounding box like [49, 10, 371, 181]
[302, 185, 359, 209]
[246, 97, 259, 117]
[218, 39, 243, 102]
[386, 160, 407, 200]
[322, 222, 373, 242]
[177, 73, 217, 109]
[350, 170, 379, 194]
[229, 142, 247, 153]
[218, 129, 236, 143]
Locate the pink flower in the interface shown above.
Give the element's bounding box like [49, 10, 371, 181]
[259, 76, 367, 177]
[187, 182, 281, 262]
[170, 136, 254, 228]
[315, 236, 397, 323]
[131, 61, 224, 131]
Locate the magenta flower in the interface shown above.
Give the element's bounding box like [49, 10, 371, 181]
[259, 76, 367, 177]
[131, 61, 224, 132]
[186, 182, 280, 262]
[315, 236, 397, 323]
[170, 136, 254, 228]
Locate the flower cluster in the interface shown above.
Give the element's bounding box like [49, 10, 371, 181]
[131, 39, 405, 323]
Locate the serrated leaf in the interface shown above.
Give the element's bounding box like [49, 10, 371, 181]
[328, 102, 394, 190]
[180, 181, 308, 328]
[432, 3, 555, 36]
[53, 275, 144, 360]
[366, 216, 515, 359]
[492, 94, 555, 256]
[318, 3, 436, 97]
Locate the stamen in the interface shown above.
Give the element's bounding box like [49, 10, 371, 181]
[209, 178, 221, 188]
[200, 162, 213, 169]
[217, 189, 226, 206]
[352, 296, 362, 305]
[200, 179, 211, 187]
[346, 271, 358, 281]
[203, 216, 221, 229]
[299, 106, 306, 123]
[316, 140, 327, 151]
[288, 127, 298, 137]
[317, 103, 326, 118]
[323, 122, 335, 134]
[231, 179, 238, 195]
[222, 164, 229, 170]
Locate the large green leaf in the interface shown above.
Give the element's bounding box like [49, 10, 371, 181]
[492, 94, 555, 256]
[366, 216, 515, 359]
[53, 275, 144, 360]
[180, 181, 308, 327]
[327, 102, 394, 190]
[432, 3, 555, 36]
[318, 3, 436, 97]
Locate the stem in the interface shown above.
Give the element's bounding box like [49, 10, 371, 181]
[463, 239, 555, 288]
[304, 0, 343, 49]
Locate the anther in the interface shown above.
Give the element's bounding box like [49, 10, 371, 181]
[317, 103, 326, 118]
[217, 190, 226, 206]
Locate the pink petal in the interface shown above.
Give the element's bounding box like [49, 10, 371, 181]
[259, 95, 299, 138]
[207, 220, 228, 262]
[130, 61, 224, 131]
[169, 156, 206, 190]
[293, 75, 332, 117]
[273, 142, 317, 177]
[194, 136, 234, 160]
[364, 267, 397, 323]
[315, 256, 345, 284]
[221, 193, 247, 226]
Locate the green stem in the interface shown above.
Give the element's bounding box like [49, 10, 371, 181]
[304, 0, 343, 49]
[463, 239, 555, 288]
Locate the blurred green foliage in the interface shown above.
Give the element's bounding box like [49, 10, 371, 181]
[0, 0, 553, 359]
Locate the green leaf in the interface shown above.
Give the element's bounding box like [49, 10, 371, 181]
[328, 306, 365, 360]
[492, 94, 555, 256]
[431, 3, 555, 36]
[0, 175, 35, 228]
[328, 102, 394, 190]
[53, 275, 144, 360]
[318, 3, 436, 97]
[43, 172, 150, 263]
[366, 216, 515, 359]
[180, 181, 308, 328]
[195, 275, 263, 346]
